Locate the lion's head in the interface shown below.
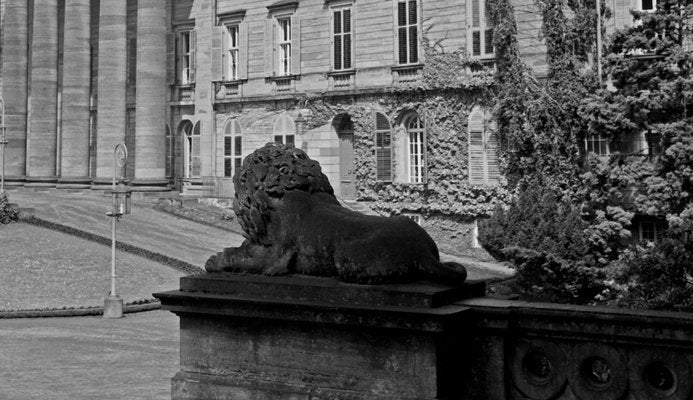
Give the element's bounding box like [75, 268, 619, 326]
[233, 143, 334, 244]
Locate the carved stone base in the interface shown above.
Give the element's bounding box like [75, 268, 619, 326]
[155, 273, 485, 400]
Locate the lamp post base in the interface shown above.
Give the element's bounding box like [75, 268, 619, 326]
[103, 296, 124, 318]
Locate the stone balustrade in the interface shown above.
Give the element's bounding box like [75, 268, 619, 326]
[156, 274, 693, 400]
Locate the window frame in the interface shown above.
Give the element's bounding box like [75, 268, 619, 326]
[176, 28, 196, 85]
[585, 133, 610, 156]
[184, 121, 201, 178]
[277, 17, 293, 76]
[406, 115, 425, 184]
[395, 0, 421, 65]
[223, 119, 243, 178]
[225, 24, 241, 81]
[273, 113, 296, 146]
[467, 0, 495, 59]
[331, 4, 353, 71]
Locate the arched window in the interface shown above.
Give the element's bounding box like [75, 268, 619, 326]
[273, 113, 295, 146]
[224, 119, 242, 177]
[406, 114, 425, 183]
[374, 112, 392, 181]
[468, 107, 499, 185]
[185, 121, 201, 178]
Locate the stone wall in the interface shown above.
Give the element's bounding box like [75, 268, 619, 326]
[157, 274, 693, 400]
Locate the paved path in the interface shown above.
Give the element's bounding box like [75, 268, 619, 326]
[8, 189, 245, 268]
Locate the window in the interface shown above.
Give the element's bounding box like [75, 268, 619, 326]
[278, 18, 292, 75]
[225, 25, 240, 81]
[468, 0, 494, 58]
[332, 7, 353, 70]
[468, 107, 499, 185]
[223, 119, 242, 177]
[375, 112, 392, 181]
[637, 220, 666, 241]
[406, 115, 425, 183]
[265, 14, 301, 77]
[177, 30, 196, 84]
[186, 121, 201, 178]
[212, 15, 248, 83]
[396, 0, 419, 65]
[586, 134, 609, 156]
[273, 113, 296, 146]
[639, 0, 656, 12]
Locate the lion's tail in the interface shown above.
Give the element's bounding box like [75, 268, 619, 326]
[427, 261, 468, 286]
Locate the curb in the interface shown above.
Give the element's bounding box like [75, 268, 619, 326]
[0, 300, 162, 319]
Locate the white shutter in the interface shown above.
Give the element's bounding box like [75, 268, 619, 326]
[468, 107, 485, 184]
[290, 15, 301, 75]
[211, 26, 225, 81]
[189, 29, 197, 83]
[239, 22, 249, 80]
[264, 19, 275, 76]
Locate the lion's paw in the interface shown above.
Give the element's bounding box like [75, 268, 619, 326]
[204, 252, 224, 272]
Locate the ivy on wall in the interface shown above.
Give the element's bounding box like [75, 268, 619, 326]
[301, 47, 507, 221]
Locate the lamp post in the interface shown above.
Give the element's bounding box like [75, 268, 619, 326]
[0, 98, 7, 193]
[104, 143, 131, 319]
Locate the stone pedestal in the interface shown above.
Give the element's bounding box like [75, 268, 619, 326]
[103, 296, 123, 318]
[155, 273, 485, 400]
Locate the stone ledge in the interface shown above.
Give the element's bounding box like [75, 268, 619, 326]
[178, 272, 485, 308]
[155, 273, 481, 332]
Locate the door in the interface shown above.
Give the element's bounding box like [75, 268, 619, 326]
[339, 131, 355, 199]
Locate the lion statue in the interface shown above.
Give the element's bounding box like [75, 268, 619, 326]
[205, 143, 468, 286]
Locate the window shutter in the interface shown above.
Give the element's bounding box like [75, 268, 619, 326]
[486, 131, 500, 184]
[239, 22, 249, 80]
[291, 15, 301, 75]
[189, 30, 197, 83]
[264, 19, 275, 76]
[484, 28, 494, 55]
[166, 33, 176, 84]
[472, 32, 481, 56]
[468, 108, 485, 184]
[469, 131, 485, 184]
[211, 26, 224, 81]
[409, 25, 418, 63]
[334, 11, 342, 70]
[176, 33, 183, 83]
[343, 9, 352, 69]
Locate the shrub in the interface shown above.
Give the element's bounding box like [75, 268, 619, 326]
[478, 186, 591, 262]
[502, 247, 606, 304]
[613, 237, 693, 311]
[0, 193, 18, 224]
[478, 186, 607, 303]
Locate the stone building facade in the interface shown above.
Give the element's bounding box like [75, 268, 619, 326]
[0, 0, 645, 252]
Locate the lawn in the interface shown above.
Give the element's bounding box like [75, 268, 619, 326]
[0, 222, 184, 311]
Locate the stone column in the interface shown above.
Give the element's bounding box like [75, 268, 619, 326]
[26, 0, 59, 185]
[59, 0, 91, 188]
[94, 0, 127, 186]
[133, 0, 168, 189]
[1, 0, 29, 184]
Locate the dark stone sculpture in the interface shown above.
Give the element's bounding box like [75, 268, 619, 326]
[205, 143, 467, 285]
